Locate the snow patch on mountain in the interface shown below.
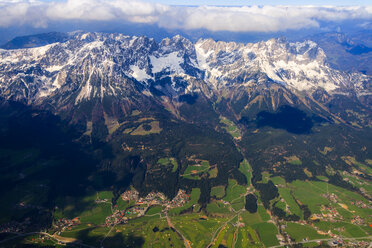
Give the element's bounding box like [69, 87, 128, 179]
[150, 52, 184, 74]
[130, 65, 151, 81]
[0, 32, 370, 105]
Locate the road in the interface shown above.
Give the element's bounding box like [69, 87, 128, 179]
[0, 231, 95, 248]
[268, 235, 372, 248]
[166, 214, 192, 248]
[206, 207, 244, 248]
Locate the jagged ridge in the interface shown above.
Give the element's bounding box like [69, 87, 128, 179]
[0, 32, 371, 130]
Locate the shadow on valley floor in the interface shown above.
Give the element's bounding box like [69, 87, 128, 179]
[240, 105, 322, 134]
[0, 100, 138, 233]
[256, 105, 314, 134]
[0, 231, 145, 248]
[72, 228, 145, 248]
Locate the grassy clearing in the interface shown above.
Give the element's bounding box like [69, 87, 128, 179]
[285, 155, 302, 165]
[211, 223, 231, 248]
[223, 179, 246, 203]
[240, 211, 262, 226]
[116, 198, 134, 211]
[208, 166, 218, 178]
[211, 186, 225, 199]
[319, 146, 334, 155]
[314, 221, 369, 238]
[97, 191, 114, 200]
[220, 116, 241, 138]
[123, 127, 135, 134]
[316, 175, 328, 181]
[342, 156, 372, 175]
[258, 172, 271, 183]
[146, 205, 163, 215]
[252, 222, 279, 247]
[130, 121, 162, 135]
[290, 180, 329, 214]
[257, 205, 270, 222]
[79, 203, 112, 225]
[54, 192, 114, 225]
[278, 188, 302, 219]
[182, 161, 210, 180]
[158, 157, 178, 172]
[235, 225, 262, 248]
[131, 110, 141, 116]
[271, 176, 285, 185]
[239, 159, 252, 185]
[54, 194, 96, 219]
[206, 201, 231, 214]
[104, 114, 121, 135]
[275, 200, 286, 211]
[231, 197, 245, 211]
[285, 222, 326, 242]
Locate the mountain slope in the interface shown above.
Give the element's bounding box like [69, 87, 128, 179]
[0, 32, 370, 127]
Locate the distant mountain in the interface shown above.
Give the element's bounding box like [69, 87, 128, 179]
[308, 32, 372, 75]
[1, 32, 70, 50]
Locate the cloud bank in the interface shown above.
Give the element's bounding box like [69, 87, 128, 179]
[0, 0, 371, 32]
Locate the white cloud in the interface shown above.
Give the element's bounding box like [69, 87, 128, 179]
[45, 0, 169, 23]
[158, 5, 372, 32]
[0, 0, 371, 32]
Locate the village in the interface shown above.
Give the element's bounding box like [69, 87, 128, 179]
[273, 190, 372, 247]
[120, 188, 190, 211]
[0, 220, 29, 234]
[51, 188, 191, 230]
[54, 217, 81, 234]
[105, 189, 191, 226]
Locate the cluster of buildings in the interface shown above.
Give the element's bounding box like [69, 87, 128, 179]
[276, 234, 286, 245]
[312, 205, 341, 222]
[350, 240, 372, 247]
[121, 189, 139, 201]
[137, 191, 167, 206]
[128, 206, 147, 216]
[0, 220, 29, 233]
[167, 189, 190, 209]
[350, 200, 371, 209]
[105, 210, 128, 226]
[328, 239, 370, 247]
[350, 215, 364, 225]
[120, 189, 190, 210]
[321, 193, 339, 203]
[54, 217, 80, 231]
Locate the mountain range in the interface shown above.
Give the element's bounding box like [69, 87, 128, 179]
[0, 32, 370, 126]
[0, 31, 371, 247]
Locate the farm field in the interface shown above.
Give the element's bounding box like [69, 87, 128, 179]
[158, 157, 178, 172]
[285, 222, 327, 242]
[220, 116, 241, 138]
[182, 161, 211, 180]
[239, 159, 252, 185]
[211, 185, 225, 199]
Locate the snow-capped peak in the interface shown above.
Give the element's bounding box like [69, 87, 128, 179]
[0, 32, 369, 105]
